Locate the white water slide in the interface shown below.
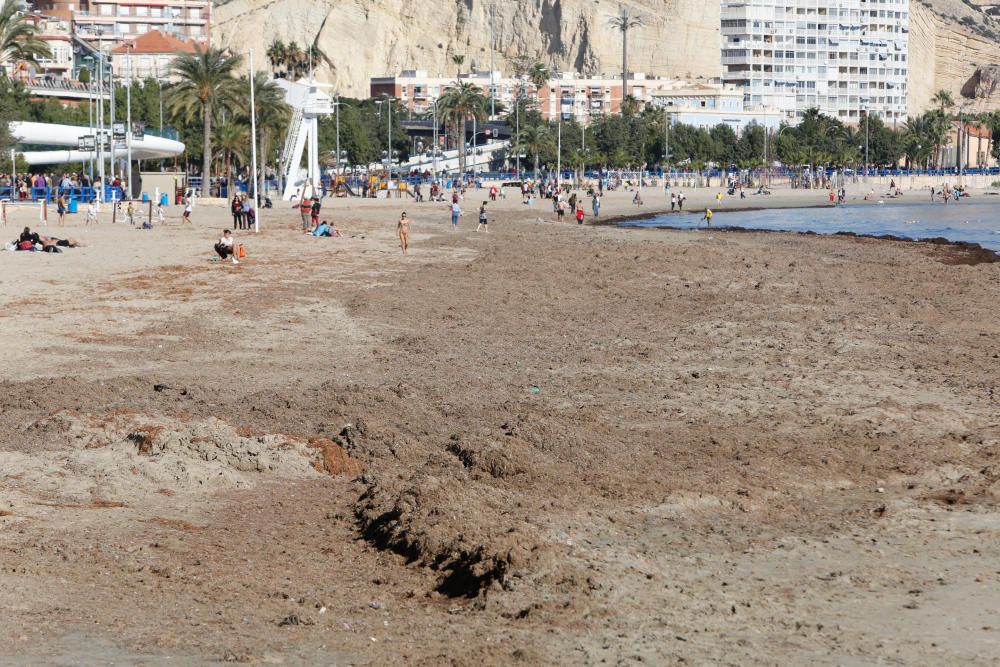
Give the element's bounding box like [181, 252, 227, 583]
[10, 121, 185, 166]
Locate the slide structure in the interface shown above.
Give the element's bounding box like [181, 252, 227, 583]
[9, 121, 185, 166]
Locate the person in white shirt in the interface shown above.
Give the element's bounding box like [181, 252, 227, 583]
[214, 229, 238, 264]
[85, 202, 97, 224]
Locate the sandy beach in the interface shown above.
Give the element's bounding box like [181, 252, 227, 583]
[1, 186, 998, 665]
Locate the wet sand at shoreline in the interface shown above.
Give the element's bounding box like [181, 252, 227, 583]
[1, 187, 998, 664]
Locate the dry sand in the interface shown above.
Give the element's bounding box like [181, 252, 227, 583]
[0, 186, 998, 665]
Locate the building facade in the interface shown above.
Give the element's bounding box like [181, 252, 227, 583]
[70, 0, 211, 46]
[650, 83, 783, 132]
[371, 70, 672, 125]
[720, 0, 909, 124]
[110, 30, 197, 80]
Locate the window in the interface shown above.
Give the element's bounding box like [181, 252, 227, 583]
[100, 4, 112, 15]
[117, 5, 129, 16]
[189, 8, 201, 19]
[151, 7, 162, 18]
[136, 6, 148, 17]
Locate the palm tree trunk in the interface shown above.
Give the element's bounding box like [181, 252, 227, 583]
[259, 130, 267, 203]
[202, 105, 212, 197]
[622, 29, 628, 110]
[456, 120, 465, 175]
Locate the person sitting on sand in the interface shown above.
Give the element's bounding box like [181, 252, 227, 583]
[311, 220, 330, 237]
[214, 229, 238, 264]
[701, 208, 713, 226]
[19, 226, 40, 246]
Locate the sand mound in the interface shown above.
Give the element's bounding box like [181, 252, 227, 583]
[6, 411, 361, 505]
[357, 460, 548, 597]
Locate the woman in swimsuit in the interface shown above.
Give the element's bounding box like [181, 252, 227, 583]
[397, 211, 409, 255]
[57, 193, 68, 226]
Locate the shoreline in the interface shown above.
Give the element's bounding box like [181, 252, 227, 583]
[587, 206, 1000, 265]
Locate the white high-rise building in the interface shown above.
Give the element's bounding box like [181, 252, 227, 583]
[720, 0, 909, 124]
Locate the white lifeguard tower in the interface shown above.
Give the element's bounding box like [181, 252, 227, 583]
[275, 79, 335, 201]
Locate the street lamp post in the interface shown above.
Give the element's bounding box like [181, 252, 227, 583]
[556, 114, 562, 186]
[125, 42, 133, 197]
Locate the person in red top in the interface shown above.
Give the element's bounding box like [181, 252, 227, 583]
[489, 185, 498, 201]
[576, 205, 585, 225]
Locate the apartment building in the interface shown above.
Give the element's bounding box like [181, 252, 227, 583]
[110, 30, 197, 80]
[720, 0, 909, 123]
[371, 70, 670, 124]
[649, 82, 783, 132]
[70, 0, 211, 47]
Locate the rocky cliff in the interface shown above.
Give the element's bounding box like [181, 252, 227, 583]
[213, 0, 722, 94]
[909, 1, 1000, 112]
[213, 0, 1000, 114]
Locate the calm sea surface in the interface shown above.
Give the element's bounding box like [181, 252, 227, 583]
[618, 199, 1000, 251]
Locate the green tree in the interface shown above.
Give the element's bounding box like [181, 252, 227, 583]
[437, 81, 489, 174]
[512, 123, 553, 175]
[166, 45, 244, 194]
[451, 54, 465, 80]
[0, 0, 51, 70]
[930, 90, 954, 114]
[213, 122, 249, 192]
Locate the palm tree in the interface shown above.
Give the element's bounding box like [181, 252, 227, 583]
[167, 45, 244, 196]
[437, 81, 488, 175]
[608, 5, 644, 112]
[0, 0, 52, 70]
[266, 39, 285, 73]
[213, 122, 249, 194]
[451, 54, 465, 80]
[528, 62, 550, 108]
[241, 71, 290, 199]
[931, 90, 954, 114]
[512, 123, 553, 176]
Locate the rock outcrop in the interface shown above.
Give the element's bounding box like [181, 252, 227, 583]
[213, 0, 722, 96]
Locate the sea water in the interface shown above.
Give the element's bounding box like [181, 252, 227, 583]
[619, 199, 1000, 252]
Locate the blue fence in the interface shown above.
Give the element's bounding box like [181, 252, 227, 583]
[0, 186, 128, 203]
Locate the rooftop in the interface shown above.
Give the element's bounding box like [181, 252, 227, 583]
[110, 30, 200, 55]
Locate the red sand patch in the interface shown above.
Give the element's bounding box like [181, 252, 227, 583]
[307, 437, 363, 477]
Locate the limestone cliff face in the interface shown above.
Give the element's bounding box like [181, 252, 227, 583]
[214, 0, 1000, 114]
[909, 1, 1000, 112]
[213, 0, 722, 96]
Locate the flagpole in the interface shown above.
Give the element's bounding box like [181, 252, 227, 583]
[249, 49, 260, 233]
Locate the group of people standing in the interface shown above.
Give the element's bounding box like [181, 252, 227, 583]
[231, 193, 256, 230]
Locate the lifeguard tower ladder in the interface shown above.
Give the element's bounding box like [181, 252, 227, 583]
[277, 80, 335, 200]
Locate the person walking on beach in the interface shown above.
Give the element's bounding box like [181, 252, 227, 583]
[670, 192, 677, 212]
[476, 201, 489, 232]
[678, 192, 685, 211]
[57, 193, 68, 226]
[575, 205, 585, 225]
[701, 207, 713, 226]
[592, 193, 600, 217]
[397, 211, 410, 254]
[85, 202, 97, 225]
[449, 200, 461, 228]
